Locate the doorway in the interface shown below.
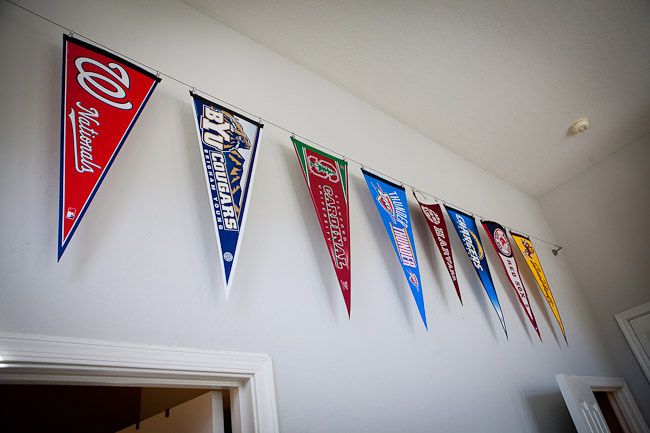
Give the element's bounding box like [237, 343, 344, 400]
[594, 390, 632, 433]
[556, 374, 649, 433]
[0, 385, 231, 433]
[0, 333, 279, 433]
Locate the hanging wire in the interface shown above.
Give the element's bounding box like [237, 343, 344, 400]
[4, 0, 563, 251]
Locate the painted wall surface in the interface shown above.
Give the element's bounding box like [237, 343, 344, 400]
[540, 134, 650, 420]
[0, 0, 622, 431]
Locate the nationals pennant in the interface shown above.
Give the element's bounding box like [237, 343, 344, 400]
[510, 232, 567, 343]
[58, 35, 160, 259]
[292, 138, 351, 316]
[446, 206, 507, 337]
[191, 92, 262, 300]
[362, 169, 427, 329]
[482, 220, 541, 341]
[413, 194, 462, 304]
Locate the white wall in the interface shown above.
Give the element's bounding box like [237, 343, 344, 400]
[0, 1, 622, 431]
[540, 133, 650, 420]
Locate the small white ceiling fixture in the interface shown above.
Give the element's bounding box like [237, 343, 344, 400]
[570, 118, 591, 135]
[185, 0, 650, 197]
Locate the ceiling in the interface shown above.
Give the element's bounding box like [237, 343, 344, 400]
[185, 0, 650, 197]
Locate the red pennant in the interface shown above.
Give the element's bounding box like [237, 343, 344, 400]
[481, 220, 542, 341]
[413, 195, 462, 304]
[58, 35, 160, 259]
[292, 138, 351, 316]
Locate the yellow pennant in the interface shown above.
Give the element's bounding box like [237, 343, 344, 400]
[510, 232, 567, 343]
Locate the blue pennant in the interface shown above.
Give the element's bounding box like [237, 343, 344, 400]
[361, 169, 427, 329]
[446, 206, 507, 337]
[191, 92, 263, 299]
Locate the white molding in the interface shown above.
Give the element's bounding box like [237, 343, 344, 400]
[560, 375, 649, 433]
[0, 332, 279, 433]
[616, 302, 650, 384]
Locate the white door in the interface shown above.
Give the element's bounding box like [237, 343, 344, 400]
[616, 301, 650, 382]
[557, 374, 611, 433]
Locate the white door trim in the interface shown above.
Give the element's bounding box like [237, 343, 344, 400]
[615, 302, 650, 383]
[0, 332, 279, 433]
[557, 374, 649, 433]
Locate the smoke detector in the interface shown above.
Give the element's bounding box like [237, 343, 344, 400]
[570, 117, 590, 134]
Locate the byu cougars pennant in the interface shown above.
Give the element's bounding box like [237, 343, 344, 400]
[446, 206, 508, 337]
[482, 220, 541, 340]
[413, 194, 462, 304]
[362, 169, 427, 329]
[191, 92, 262, 300]
[58, 35, 160, 259]
[292, 138, 352, 316]
[510, 232, 567, 343]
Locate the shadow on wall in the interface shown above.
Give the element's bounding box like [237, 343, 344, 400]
[526, 391, 576, 433]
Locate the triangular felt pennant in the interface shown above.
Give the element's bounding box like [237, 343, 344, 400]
[58, 35, 160, 259]
[361, 169, 427, 329]
[292, 138, 352, 316]
[482, 220, 542, 341]
[413, 193, 462, 304]
[510, 232, 567, 343]
[445, 206, 508, 337]
[191, 92, 263, 300]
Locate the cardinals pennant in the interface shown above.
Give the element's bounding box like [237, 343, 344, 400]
[292, 138, 351, 315]
[362, 169, 427, 329]
[446, 206, 507, 337]
[510, 232, 567, 343]
[482, 220, 541, 340]
[58, 35, 160, 259]
[191, 92, 262, 300]
[413, 193, 462, 304]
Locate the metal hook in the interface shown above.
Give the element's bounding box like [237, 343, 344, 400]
[552, 246, 563, 256]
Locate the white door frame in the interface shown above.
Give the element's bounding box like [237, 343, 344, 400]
[0, 332, 279, 433]
[616, 301, 650, 383]
[557, 374, 649, 433]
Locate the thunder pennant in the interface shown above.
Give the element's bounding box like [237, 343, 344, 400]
[413, 193, 462, 304]
[446, 206, 508, 337]
[482, 220, 541, 340]
[58, 35, 160, 259]
[362, 169, 427, 329]
[510, 232, 567, 343]
[292, 138, 351, 316]
[191, 92, 263, 300]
